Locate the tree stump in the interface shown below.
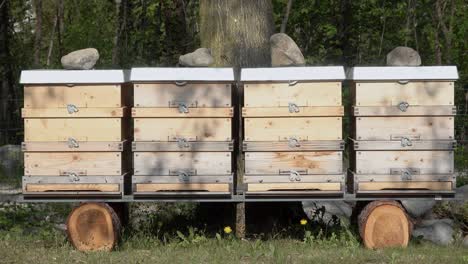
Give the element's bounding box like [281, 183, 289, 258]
[358, 201, 413, 249]
[66, 202, 121, 251]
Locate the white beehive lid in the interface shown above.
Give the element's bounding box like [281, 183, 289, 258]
[347, 66, 459, 81]
[20, 70, 129, 84]
[241, 66, 346, 81]
[130, 67, 235, 82]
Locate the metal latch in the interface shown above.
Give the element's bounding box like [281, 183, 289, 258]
[176, 137, 190, 148]
[288, 103, 300, 113]
[67, 138, 79, 148]
[169, 169, 196, 183]
[288, 170, 302, 182]
[175, 81, 188, 86]
[390, 168, 420, 181]
[178, 171, 190, 183]
[178, 103, 189, 113]
[398, 101, 410, 112]
[68, 172, 80, 182]
[67, 104, 79, 114]
[288, 80, 298, 86]
[288, 137, 301, 148]
[400, 137, 412, 147]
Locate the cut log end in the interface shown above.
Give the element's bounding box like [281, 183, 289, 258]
[358, 201, 412, 249]
[66, 202, 121, 252]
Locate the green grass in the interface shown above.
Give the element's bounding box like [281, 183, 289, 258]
[0, 231, 467, 264]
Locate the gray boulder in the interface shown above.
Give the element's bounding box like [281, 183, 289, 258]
[401, 200, 436, 218]
[61, 48, 99, 70]
[463, 235, 468, 247]
[270, 33, 305, 67]
[412, 219, 454, 245]
[302, 201, 353, 226]
[386, 46, 421, 66]
[456, 184, 468, 200]
[179, 48, 214, 67]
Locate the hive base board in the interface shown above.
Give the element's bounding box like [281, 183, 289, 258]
[356, 182, 453, 192]
[22, 175, 125, 197]
[246, 182, 342, 192]
[134, 183, 231, 194]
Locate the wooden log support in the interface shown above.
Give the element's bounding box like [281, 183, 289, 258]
[66, 203, 121, 252]
[358, 201, 412, 249]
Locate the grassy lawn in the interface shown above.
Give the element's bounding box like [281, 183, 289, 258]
[0, 231, 467, 264]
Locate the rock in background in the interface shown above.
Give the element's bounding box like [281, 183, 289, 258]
[270, 33, 305, 67]
[386, 46, 421, 66]
[61, 48, 99, 70]
[412, 219, 454, 245]
[179, 48, 214, 67]
[302, 201, 353, 226]
[401, 200, 436, 218]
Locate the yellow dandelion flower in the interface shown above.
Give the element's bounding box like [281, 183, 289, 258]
[224, 226, 232, 234]
[300, 219, 308, 225]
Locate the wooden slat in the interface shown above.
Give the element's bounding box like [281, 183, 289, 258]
[132, 141, 233, 152]
[243, 140, 344, 151]
[133, 152, 231, 176]
[25, 184, 120, 192]
[24, 84, 122, 108]
[132, 107, 233, 117]
[134, 83, 231, 107]
[245, 151, 342, 175]
[135, 183, 230, 192]
[352, 140, 456, 150]
[243, 174, 344, 183]
[357, 182, 452, 191]
[355, 151, 453, 174]
[242, 106, 344, 117]
[244, 82, 341, 107]
[354, 174, 454, 182]
[24, 118, 122, 142]
[24, 152, 122, 176]
[354, 81, 454, 106]
[353, 106, 456, 116]
[355, 116, 454, 140]
[22, 107, 125, 118]
[247, 183, 341, 191]
[22, 141, 125, 152]
[133, 175, 233, 183]
[134, 118, 231, 141]
[244, 117, 342, 141]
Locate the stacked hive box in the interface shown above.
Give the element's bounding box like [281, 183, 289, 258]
[241, 67, 346, 196]
[348, 66, 458, 196]
[130, 68, 235, 197]
[21, 70, 131, 198]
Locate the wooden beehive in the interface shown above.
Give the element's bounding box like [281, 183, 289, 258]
[130, 68, 235, 196]
[20, 70, 131, 198]
[348, 66, 458, 196]
[241, 67, 346, 196]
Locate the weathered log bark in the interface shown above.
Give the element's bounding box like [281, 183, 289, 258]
[66, 203, 121, 252]
[199, 0, 274, 68]
[358, 201, 413, 249]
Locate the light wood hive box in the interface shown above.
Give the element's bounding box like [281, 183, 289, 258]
[348, 66, 459, 196]
[241, 67, 346, 196]
[130, 68, 235, 196]
[20, 70, 131, 198]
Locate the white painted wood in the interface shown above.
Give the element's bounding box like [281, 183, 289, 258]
[130, 67, 235, 81]
[241, 66, 345, 81]
[347, 66, 458, 81]
[20, 70, 129, 84]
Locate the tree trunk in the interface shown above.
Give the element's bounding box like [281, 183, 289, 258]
[57, 0, 64, 58]
[199, 0, 274, 238]
[33, 0, 43, 67]
[112, 0, 122, 66]
[199, 0, 274, 68]
[66, 203, 121, 251]
[280, 0, 293, 33]
[359, 201, 413, 249]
